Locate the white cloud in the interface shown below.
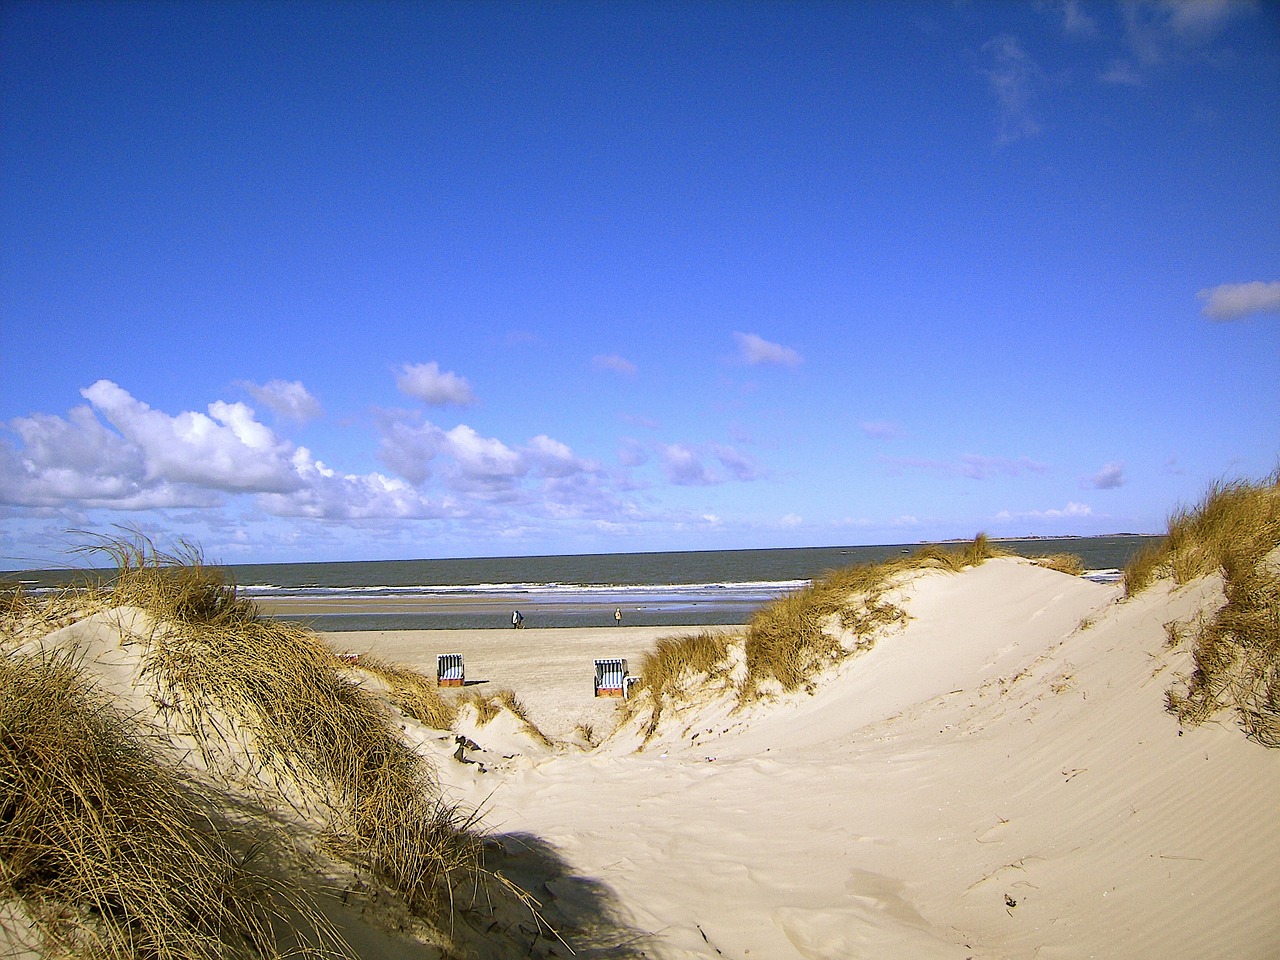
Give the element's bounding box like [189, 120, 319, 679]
[237, 379, 322, 422]
[1163, 0, 1250, 40]
[982, 33, 1042, 145]
[662, 444, 717, 486]
[1197, 281, 1280, 320]
[734, 332, 802, 369]
[524, 434, 599, 479]
[396, 361, 476, 406]
[81, 380, 302, 494]
[617, 438, 649, 468]
[376, 415, 446, 485]
[444, 425, 524, 483]
[0, 406, 214, 510]
[1089, 461, 1126, 489]
[592, 354, 637, 376]
[261, 461, 442, 520]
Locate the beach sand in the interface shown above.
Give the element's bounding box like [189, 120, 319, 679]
[331, 558, 1280, 959]
[322, 624, 743, 741]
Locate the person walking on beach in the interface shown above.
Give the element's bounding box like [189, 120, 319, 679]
[614, 608, 622, 626]
[512, 609, 523, 629]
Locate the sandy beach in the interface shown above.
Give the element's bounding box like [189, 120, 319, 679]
[322, 624, 743, 741]
[332, 556, 1280, 959]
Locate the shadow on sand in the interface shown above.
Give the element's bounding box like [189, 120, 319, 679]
[453, 831, 657, 959]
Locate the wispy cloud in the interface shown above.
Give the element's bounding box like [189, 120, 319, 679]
[1198, 280, 1280, 320]
[982, 33, 1043, 145]
[883, 453, 1048, 480]
[860, 420, 905, 441]
[395, 361, 476, 406]
[734, 332, 802, 369]
[1100, 58, 1144, 85]
[592, 353, 637, 375]
[660, 442, 762, 486]
[1055, 0, 1100, 38]
[1122, 0, 1254, 66]
[237, 379, 322, 423]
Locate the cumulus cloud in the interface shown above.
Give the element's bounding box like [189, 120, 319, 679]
[376, 415, 446, 485]
[1197, 281, 1280, 320]
[524, 434, 599, 479]
[444, 425, 523, 481]
[662, 444, 717, 486]
[734, 332, 802, 369]
[396, 361, 475, 406]
[237, 379, 322, 422]
[883, 453, 1048, 480]
[0, 405, 208, 510]
[1089, 461, 1126, 489]
[0, 385, 468, 522]
[592, 354, 637, 376]
[262, 455, 442, 520]
[982, 33, 1042, 145]
[81, 380, 301, 494]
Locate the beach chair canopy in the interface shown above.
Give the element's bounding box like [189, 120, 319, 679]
[594, 657, 628, 696]
[437, 653, 464, 686]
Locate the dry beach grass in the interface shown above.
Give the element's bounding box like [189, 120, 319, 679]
[1124, 471, 1280, 744]
[0, 535, 547, 957]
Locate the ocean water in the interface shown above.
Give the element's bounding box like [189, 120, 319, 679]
[8, 537, 1158, 632]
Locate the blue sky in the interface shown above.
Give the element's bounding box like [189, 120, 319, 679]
[2, 0, 1277, 568]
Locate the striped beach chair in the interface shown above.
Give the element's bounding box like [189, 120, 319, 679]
[437, 653, 465, 688]
[594, 658, 628, 698]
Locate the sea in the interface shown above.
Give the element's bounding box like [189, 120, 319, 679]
[8, 536, 1160, 633]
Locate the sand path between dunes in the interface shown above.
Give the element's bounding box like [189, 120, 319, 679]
[323, 623, 743, 742]
[324, 559, 1280, 960]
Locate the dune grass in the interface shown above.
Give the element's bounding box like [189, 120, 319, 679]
[0, 651, 333, 960]
[628, 630, 736, 738]
[31, 533, 488, 923]
[343, 654, 458, 730]
[1032, 553, 1086, 576]
[741, 535, 999, 698]
[622, 535, 1004, 740]
[1128, 473, 1280, 745]
[457, 688, 553, 747]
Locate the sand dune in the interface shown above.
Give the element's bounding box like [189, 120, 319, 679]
[401, 558, 1279, 959]
[5, 555, 1277, 959]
